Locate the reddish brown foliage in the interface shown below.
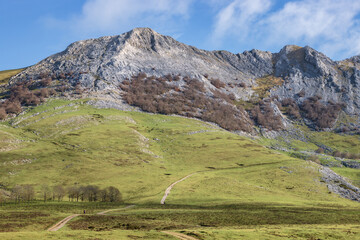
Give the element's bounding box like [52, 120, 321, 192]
[210, 79, 226, 88]
[40, 77, 52, 87]
[121, 74, 252, 132]
[250, 101, 283, 131]
[300, 97, 344, 129]
[0, 108, 7, 120]
[5, 101, 22, 114]
[281, 98, 301, 119]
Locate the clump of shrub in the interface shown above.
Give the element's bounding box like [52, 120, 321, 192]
[281, 98, 301, 119]
[308, 155, 321, 164]
[121, 73, 252, 132]
[315, 147, 325, 154]
[250, 101, 284, 131]
[210, 78, 226, 88]
[333, 151, 360, 159]
[300, 96, 344, 129]
[0, 108, 7, 120]
[238, 82, 247, 88]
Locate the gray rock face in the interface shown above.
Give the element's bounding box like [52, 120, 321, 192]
[11, 28, 272, 98]
[342, 161, 360, 169]
[9, 28, 360, 120]
[271, 45, 360, 116]
[319, 166, 360, 202]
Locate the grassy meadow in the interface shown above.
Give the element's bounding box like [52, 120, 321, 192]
[0, 99, 359, 239]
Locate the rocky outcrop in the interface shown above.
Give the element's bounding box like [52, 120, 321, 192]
[7, 27, 360, 128]
[319, 166, 360, 202]
[10, 28, 273, 99]
[271, 45, 360, 116]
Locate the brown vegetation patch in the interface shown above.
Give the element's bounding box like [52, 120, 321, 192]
[121, 73, 252, 132]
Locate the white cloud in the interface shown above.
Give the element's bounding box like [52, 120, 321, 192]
[211, 0, 360, 59]
[50, 0, 194, 36]
[212, 0, 271, 45]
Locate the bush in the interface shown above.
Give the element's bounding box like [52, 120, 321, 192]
[297, 89, 305, 97]
[38, 88, 50, 98]
[300, 97, 343, 129]
[315, 148, 324, 154]
[5, 101, 22, 114]
[0, 107, 7, 120]
[238, 82, 247, 88]
[40, 77, 52, 87]
[281, 98, 301, 119]
[308, 155, 320, 164]
[250, 102, 283, 131]
[210, 79, 225, 88]
[121, 74, 252, 132]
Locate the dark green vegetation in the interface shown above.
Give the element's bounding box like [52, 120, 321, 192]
[0, 99, 359, 239]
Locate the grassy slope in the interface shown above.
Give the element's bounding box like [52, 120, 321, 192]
[0, 68, 24, 85]
[258, 124, 360, 188]
[0, 99, 359, 239]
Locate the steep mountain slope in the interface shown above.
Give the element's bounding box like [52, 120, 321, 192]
[11, 28, 272, 97]
[4, 28, 359, 134]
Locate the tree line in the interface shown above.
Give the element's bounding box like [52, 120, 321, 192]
[0, 184, 122, 204]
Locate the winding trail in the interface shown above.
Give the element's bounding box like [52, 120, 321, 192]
[97, 204, 135, 215]
[47, 205, 135, 231]
[47, 214, 80, 231]
[161, 173, 196, 204]
[162, 231, 199, 240]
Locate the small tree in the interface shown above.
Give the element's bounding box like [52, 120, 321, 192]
[107, 186, 122, 202]
[11, 185, 24, 203]
[41, 184, 51, 202]
[22, 185, 35, 202]
[53, 185, 66, 201]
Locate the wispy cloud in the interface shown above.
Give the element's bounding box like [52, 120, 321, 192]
[48, 0, 194, 37]
[212, 0, 271, 46]
[211, 0, 360, 59]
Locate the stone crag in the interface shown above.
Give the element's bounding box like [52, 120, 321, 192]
[7, 28, 360, 126]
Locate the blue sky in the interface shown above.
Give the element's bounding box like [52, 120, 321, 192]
[1, 0, 360, 71]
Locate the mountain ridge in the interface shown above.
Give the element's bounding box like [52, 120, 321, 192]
[3, 27, 360, 133]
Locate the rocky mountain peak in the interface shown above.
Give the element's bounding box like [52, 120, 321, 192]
[274, 45, 337, 78]
[6, 27, 360, 122]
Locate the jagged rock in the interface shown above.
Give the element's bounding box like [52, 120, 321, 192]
[6, 27, 360, 130]
[10, 28, 274, 100]
[271, 45, 360, 116]
[342, 161, 360, 169]
[319, 166, 360, 202]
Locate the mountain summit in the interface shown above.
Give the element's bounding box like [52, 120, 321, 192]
[6, 28, 360, 133]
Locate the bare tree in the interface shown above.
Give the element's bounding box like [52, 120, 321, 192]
[41, 184, 51, 202]
[53, 185, 66, 201]
[11, 185, 24, 203]
[22, 185, 35, 202]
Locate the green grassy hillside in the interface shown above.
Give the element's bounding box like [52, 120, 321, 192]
[0, 99, 359, 239]
[0, 68, 24, 85]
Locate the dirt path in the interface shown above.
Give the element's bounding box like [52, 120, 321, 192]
[162, 231, 199, 240]
[161, 173, 196, 204]
[47, 205, 135, 232]
[47, 214, 80, 231]
[97, 204, 135, 215]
